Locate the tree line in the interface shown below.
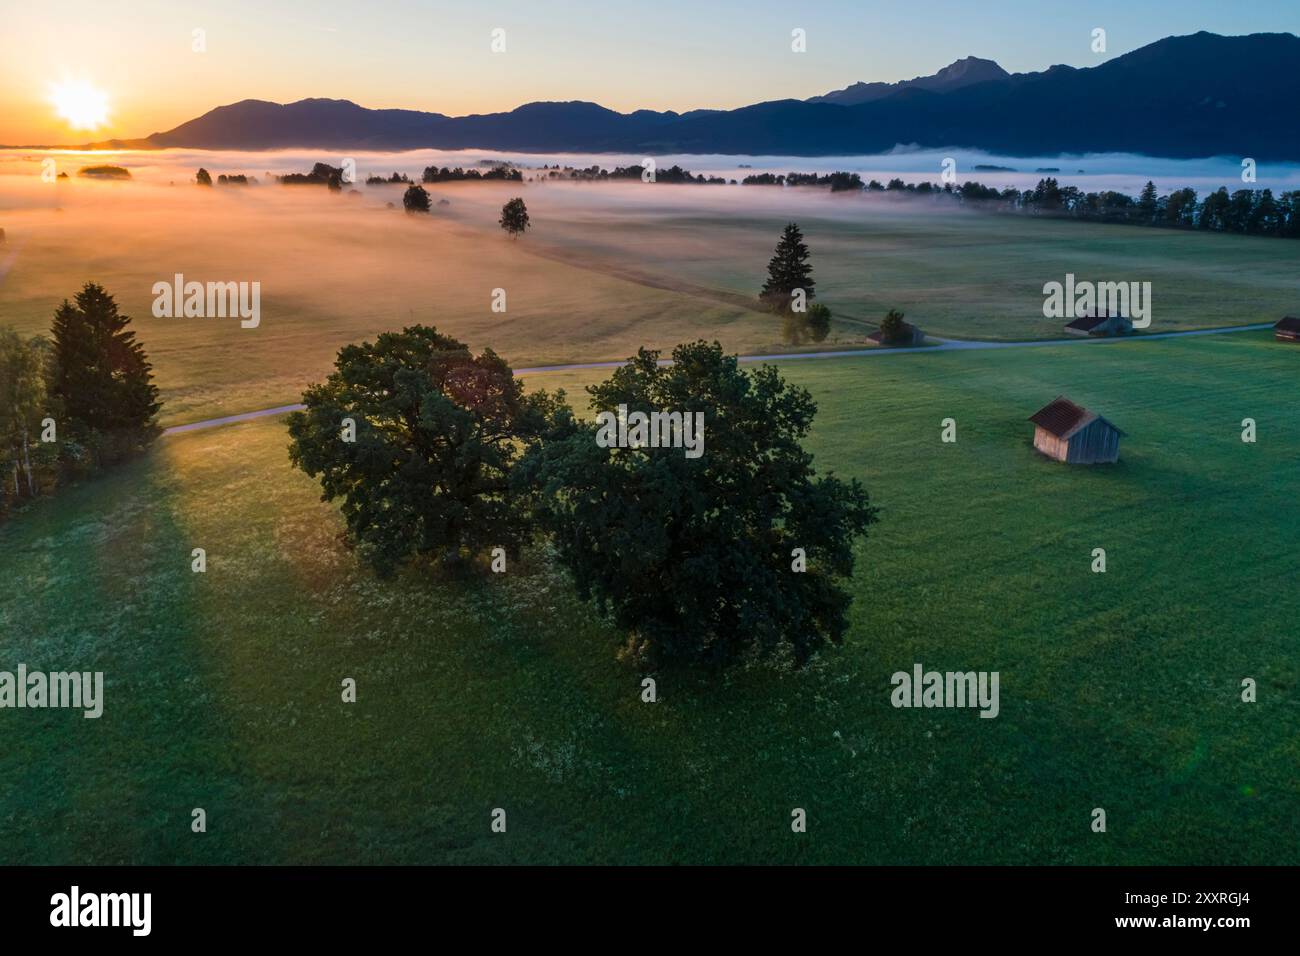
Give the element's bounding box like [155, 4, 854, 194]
[743, 171, 865, 191]
[749, 172, 1300, 239]
[421, 165, 523, 183]
[0, 285, 160, 520]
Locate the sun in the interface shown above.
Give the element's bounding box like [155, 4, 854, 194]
[50, 80, 110, 130]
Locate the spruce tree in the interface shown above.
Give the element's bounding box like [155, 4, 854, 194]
[760, 223, 814, 313]
[47, 283, 160, 441]
[1137, 180, 1158, 224]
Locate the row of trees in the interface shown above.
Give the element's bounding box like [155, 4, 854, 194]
[0, 285, 160, 519]
[984, 177, 1300, 236]
[868, 176, 1300, 239]
[543, 164, 730, 184]
[742, 171, 1300, 239]
[422, 165, 522, 183]
[743, 171, 865, 191]
[287, 329, 876, 666]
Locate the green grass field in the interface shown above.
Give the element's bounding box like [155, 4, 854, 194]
[3, 330, 1295, 864]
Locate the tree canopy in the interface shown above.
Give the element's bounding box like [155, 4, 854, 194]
[499, 197, 530, 238]
[287, 325, 564, 575]
[518, 340, 877, 666]
[403, 184, 431, 214]
[46, 283, 160, 448]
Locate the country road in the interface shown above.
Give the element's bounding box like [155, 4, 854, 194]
[159, 322, 1274, 437]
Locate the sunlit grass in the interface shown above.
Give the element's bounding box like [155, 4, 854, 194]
[2, 332, 1295, 863]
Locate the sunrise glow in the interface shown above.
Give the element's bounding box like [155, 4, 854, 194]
[49, 79, 110, 129]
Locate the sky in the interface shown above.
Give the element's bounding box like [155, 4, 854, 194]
[2, 0, 1298, 144]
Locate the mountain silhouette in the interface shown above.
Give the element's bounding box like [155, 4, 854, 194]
[807, 56, 1010, 105]
[108, 32, 1300, 160]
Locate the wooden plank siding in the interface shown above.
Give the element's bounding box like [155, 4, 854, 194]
[1033, 420, 1121, 464]
[1033, 426, 1070, 461]
[1066, 418, 1121, 463]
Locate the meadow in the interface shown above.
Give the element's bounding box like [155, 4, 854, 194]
[1, 159, 1297, 429]
[2, 331, 1296, 864]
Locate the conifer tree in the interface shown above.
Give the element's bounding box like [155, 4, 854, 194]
[760, 223, 814, 313]
[1137, 180, 1158, 223]
[47, 283, 160, 445]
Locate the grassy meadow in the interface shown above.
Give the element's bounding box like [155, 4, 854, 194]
[2, 331, 1296, 865]
[1, 168, 1296, 429]
[502, 187, 1300, 341]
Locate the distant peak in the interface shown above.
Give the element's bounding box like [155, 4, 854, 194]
[809, 56, 1009, 105]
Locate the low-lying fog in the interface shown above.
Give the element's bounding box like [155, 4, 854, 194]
[2, 145, 1296, 426]
[3, 146, 1298, 199]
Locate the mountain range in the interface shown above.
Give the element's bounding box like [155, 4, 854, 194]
[87, 32, 1300, 160]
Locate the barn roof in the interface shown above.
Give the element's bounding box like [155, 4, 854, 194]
[1029, 396, 1126, 439]
[1275, 316, 1300, 333]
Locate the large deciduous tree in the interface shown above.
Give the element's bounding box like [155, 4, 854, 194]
[518, 340, 877, 667]
[287, 325, 564, 576]
[499, 197, 530, 238]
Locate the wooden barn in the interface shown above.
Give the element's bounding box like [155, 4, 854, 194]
[1028, 396, 1125, 464]
[1274, 316, 1300, 342]
[867, 322, 925, 346]
[1064, 311, 1133, 337]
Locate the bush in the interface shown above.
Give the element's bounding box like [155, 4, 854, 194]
[403, 184, 431, 214]
[780, 303, 832, 345]
[806, 303, 832, 342]
[879, 309, 907, 344]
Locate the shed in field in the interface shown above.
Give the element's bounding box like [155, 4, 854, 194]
[1275, 316, 1300, 342]
[1028, 396, 1125, 464]
[1064, 310, 1133, 337]
[867, 322, 925, 347]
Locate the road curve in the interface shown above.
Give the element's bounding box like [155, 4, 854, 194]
[161, 323, 1274, 437]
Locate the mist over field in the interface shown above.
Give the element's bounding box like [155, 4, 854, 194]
[1, 145, 1297, 428]
[4, 146, 1300, 194]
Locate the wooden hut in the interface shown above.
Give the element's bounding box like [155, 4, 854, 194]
[1064, 310, 1133, 337]
[1274, 316, 1300, 343]
[1028, 396, 1125, 464]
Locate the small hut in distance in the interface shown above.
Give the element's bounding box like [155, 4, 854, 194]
[1274, 316, 1300, 342]
[1064, 310, 1133, 337]
[1029, 396, 1125, 464]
